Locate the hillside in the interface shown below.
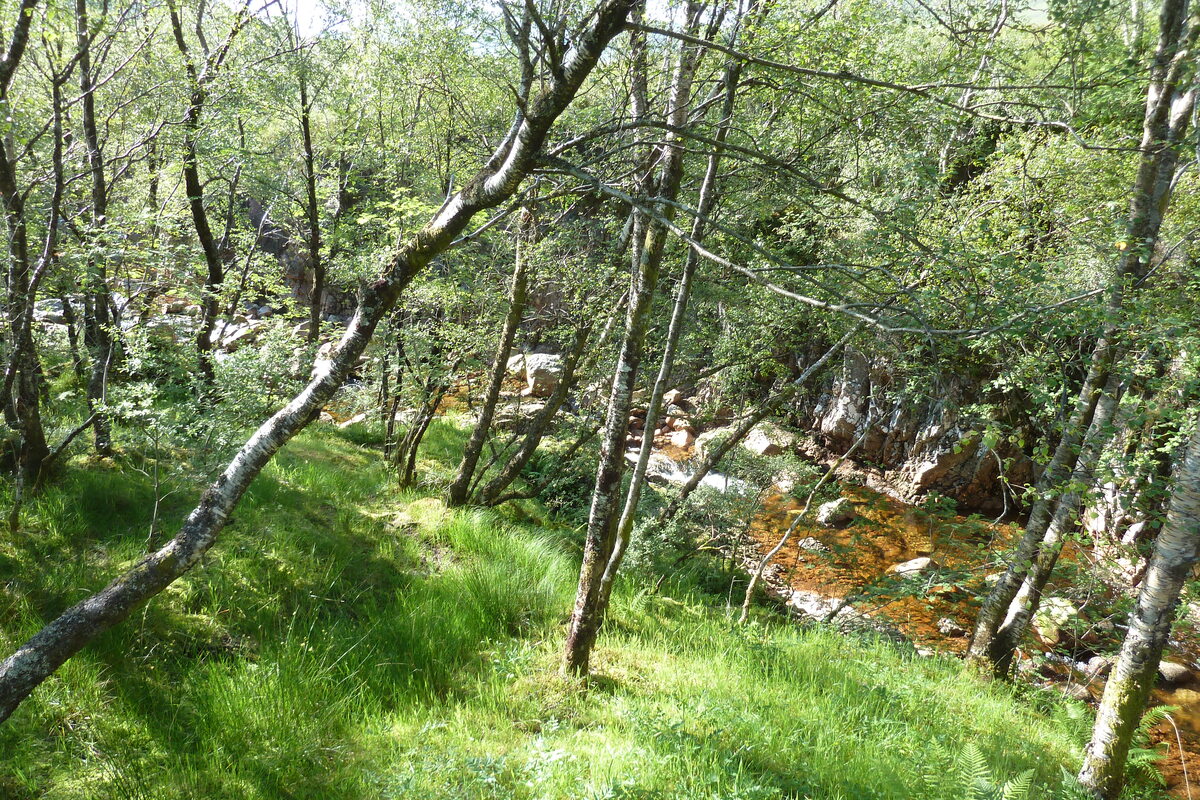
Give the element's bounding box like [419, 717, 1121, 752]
[0, 422, 1137, 799]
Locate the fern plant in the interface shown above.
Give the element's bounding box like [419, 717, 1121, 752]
[1123, 704, 1176, 787]
[954, 743, 1035, 800]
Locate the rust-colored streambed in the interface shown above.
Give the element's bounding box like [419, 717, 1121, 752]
[745, 483, 1200, 798]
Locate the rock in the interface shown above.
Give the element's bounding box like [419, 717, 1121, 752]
[1032, 597, 1079, 645]
[165, 298, 189, 314]
[795, 537, 830, 553]
[1085, 655, 1113, 677]
[338, 412, 368, 429]
[221, 324, 258, 352]
[506, 353, 526, 378]
[694, 428, 730, 460]
[1061, 683, 1091, 702]
[184, 304, 202, 316]
[669, 429, 695, 448]
[1121, 520, 1147, 545]
[662, 389, 683, 407]
[888, 556, 937, 576]
[291, 319, 312, 337]
[1158, 660, 1193, 686]
[936, 617, 967, 637]
[671, 417, 694, 433]
[742, 420, 796, 456]
[144, 319, 179, 345]
[816, 497, 855, 528]
[319, 411, 336, 424]
[33, 299, 66, 325]
[523, 353, 562, 398]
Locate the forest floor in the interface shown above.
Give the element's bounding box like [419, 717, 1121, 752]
[0, 419, 1163, 799]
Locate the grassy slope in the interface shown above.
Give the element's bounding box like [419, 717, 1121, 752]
[0, 421, 1103, 799]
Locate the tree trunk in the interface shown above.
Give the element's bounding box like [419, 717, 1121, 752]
[968, 0, 1198, 673]
[0, 0, 635, 726]
[446, 209, 532, 506]
[1077, 422, 1200, 799]
[987, 370, 1124, 674]
[474, 317, 594, 505]
[563, 8, 702, 676]
[77, 0, 115, 456]
[300, 74, 324, 345]
[596, 22, 746, 613]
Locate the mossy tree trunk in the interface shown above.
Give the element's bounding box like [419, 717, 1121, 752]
[563, 5, 704, 676]
[1078, 422, 1200, 799]
[446, 208, 533, 506]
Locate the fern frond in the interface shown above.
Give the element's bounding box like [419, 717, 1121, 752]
[956, 742, 993, 800]
[1001, 768, 1035, 800]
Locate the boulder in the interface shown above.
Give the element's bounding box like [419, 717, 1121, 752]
[669, 429, 695, 448]
[1158, 660, 1193, 686]
[888, 556, 937, 576]
[671, 417, 694, 433]
[1085, 655, 1113, 677]
[1032, 597, 1079, 645]
[742, 420, 796, 456]
[662, 389, 683, 407]
[33, 299, 66, 325]
[505, 353, 526, 378]
[795, 537, 830, 553]
[1061, 683, 1091, 702]
[165, 298, 189, 314]
[694, 427, 731, 460]
[816, 497, 855, 528]
[523, 353, 562, 398]
[338, 412, 369, 429]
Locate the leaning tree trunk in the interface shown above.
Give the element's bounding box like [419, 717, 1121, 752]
[969, 0, 1198, 673]
[446, 208, 533, 506]
[473, 318, 591, 505]
[563, 8, 702, 676]
[0, 0, 636, 726]
[1077, 421, 1200, 800]
[987, 370, 1125, 674]
[595, 23, 745, 612]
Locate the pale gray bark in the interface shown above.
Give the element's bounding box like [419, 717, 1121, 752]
[987, 371, 1124, 672]
[597, 17, 746, 612]
[1078, 422, 1200, 799]
[564, 8, 702, 675]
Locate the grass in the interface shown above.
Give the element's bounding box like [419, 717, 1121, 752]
[0, 418, 1124, 799]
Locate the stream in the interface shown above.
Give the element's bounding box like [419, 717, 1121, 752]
[645, 442, 1200, 798]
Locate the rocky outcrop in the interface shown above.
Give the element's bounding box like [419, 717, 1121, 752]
[793, 347, 1033, 514]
